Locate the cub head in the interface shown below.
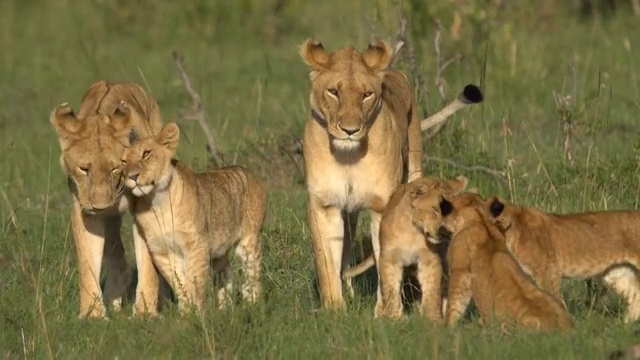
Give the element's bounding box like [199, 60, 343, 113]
[51, 101, 139, 213]
[300, 38, 392, 151]
[409, 176, 469, 243]
[438, 192, 487, 236]
[120, 122, 180, 197]
[484, 196, 515, 231]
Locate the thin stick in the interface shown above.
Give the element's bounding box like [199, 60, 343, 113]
[173, 51, 225, 167]
[426, 156, 507, 184]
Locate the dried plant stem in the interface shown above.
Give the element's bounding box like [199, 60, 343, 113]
[173, 51, 224, 167]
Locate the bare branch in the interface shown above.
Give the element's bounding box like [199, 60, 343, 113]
[425, 156, 507, 184]
[173, 51, 225, 167]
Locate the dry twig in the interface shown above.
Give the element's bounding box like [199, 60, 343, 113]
[426, 156, 507, 184]
[173, 51, 225, 167]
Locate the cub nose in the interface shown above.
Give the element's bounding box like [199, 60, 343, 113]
[338, 123, 360, 136]
[128, 173, 139, 182]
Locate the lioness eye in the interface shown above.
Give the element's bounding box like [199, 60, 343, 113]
[121, 159, 128, 166]
[78, 166, 89, 175]
[363, 91, 373, 100]
[327, 89, 339, 98]
[142, 150, 151, 159]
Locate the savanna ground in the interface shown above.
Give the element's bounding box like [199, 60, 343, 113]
[0, 0, 639, 358]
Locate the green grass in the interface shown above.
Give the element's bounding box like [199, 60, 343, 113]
[1, 0, 640, 358]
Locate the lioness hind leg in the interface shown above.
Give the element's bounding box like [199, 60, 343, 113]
[236, 232, 263, 304]
[212, 257, 233, 309]
[102, 215, 132, 312]
[416, 249, 443, 323]
[376, 252, 404, 319]
[603, 266, 640, 323]
[342, 212, 359, 299]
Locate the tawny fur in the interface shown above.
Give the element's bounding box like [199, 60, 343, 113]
[121, 123, 267, 314]
[441, 193, 573, 331]
[50, 81, 164, 319]
[376, 176, 468, 321]
[300, 38, 423, 310]
[487, 196, 640, 323]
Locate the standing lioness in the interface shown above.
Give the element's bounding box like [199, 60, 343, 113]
[121, 123, 267, 313]
[300, 38, 423, 310]
[50, 81, 163, 318]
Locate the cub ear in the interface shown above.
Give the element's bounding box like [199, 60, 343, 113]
[440, 198, 454, 216]
[50, 102, 82, 139]
[489, 197, 505, 217]
[363, 39, 392, 71]
[447, 175, 469, 195]
[158, 122, 180, 151]
[108, 101, 138, 135]
[300, 38, 330, 70]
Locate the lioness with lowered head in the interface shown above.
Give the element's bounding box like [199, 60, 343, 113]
[50, 81, 164, 318]
[300, 38, 423, 311]
[376, 175, 468, 320]
[486, 196, 640, 323]
[121, 122, 267, 313]
[436, 193, 573, 331]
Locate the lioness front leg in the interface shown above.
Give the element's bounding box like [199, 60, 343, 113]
[102, 214, 132, 312]
[72, 202, 107, 319]
[445, 270, 472, 326]
[416, 248, 443, 323]
[132, 223, 159, 317]
[376, 251, 404, 319]
[307, 197, 345, 310]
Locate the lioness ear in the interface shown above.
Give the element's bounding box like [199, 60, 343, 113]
[50, 102, 82, 138]
[489, 197, 505, 217]
[158, 122, 180, 151]
[300, 38, 330, 70]
[363, 39, 392, 71]
[108, 101, 135, 134]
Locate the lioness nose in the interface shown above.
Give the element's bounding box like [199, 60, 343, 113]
[129, 173, 139, 182]
[338, 124, 360, 136]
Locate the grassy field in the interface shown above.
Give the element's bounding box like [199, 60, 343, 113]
[1, 0, 640, 358]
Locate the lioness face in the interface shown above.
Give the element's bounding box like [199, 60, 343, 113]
[51, 103, 135, 213]
[300, 39, 392, 151]
[121, 122, 180, 197]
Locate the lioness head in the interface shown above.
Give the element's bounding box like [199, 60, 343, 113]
[409, 176, 468, 243]
[121, 122, 180, 197]
[300, 38, 392, 151]
[51, 101, 140, 212]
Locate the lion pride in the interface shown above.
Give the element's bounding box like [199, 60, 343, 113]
[487, 196, 640, 323]
[439, 193, 573, 331]
[300, 38, 423, 310]
[50, 81, 163, 318]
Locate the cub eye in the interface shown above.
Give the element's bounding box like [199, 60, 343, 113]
[142, 150, 151, 159]
[121, 159, 128, 166]
[363, 91, 373, 100]
[78, 166, 89, 175]
[327, 89, 339, 98]
[111, 167, 120, 174]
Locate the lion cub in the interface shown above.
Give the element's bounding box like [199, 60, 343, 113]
[487, 196, 640, 323]
[375, 176, 468, 320]
[121, 122, 267, 313]
[437, 193, 573, 331]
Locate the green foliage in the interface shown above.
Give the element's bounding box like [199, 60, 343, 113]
[1, 0, 640, 358]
